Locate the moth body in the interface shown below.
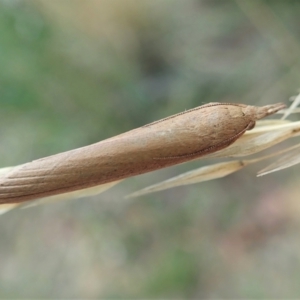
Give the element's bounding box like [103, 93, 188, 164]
[0, 102, 285, 203]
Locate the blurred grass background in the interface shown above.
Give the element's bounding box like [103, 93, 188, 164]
[1, 0, 300, 298]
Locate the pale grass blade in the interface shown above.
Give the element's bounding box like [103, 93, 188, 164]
[281, 93, 300, 120]
[279, 108, 300, 115]
[126, 160, 253, 198]
[0, 204, 20, 215]
[126, 144, 300, 198]
[258, 144, 300, 176]
[256, 119, 291, 126]
[24, 180, 122, 208]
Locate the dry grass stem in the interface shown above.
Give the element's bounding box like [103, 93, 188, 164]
[258, 144, 300, 176]
[281, 93, 300, 120]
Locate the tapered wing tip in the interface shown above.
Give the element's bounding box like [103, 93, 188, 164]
[263, 103, 286, 116]
[254, 103, 286, 120]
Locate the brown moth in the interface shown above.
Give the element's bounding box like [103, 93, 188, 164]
[0, 102, 285, 204]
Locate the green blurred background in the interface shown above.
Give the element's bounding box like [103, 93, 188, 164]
[1, 0, 300, 298]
